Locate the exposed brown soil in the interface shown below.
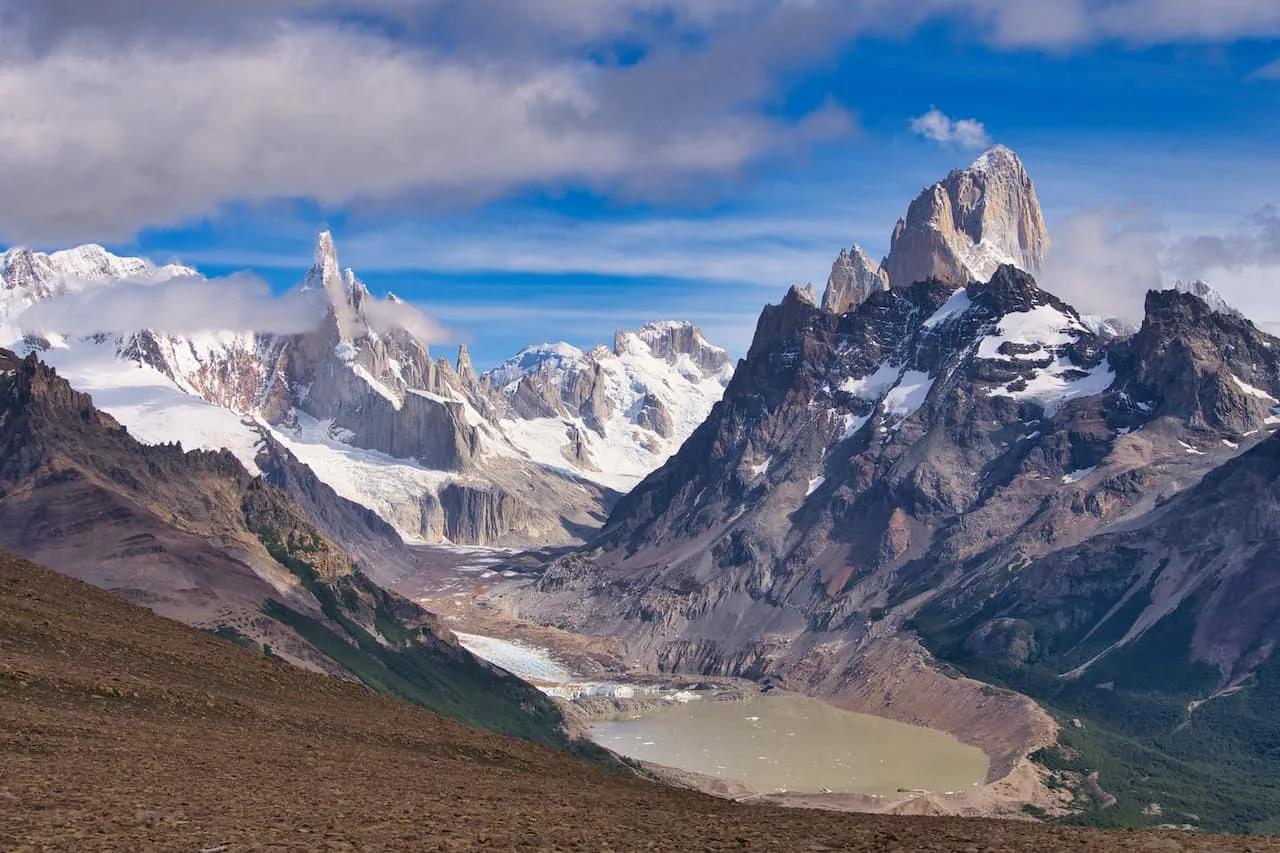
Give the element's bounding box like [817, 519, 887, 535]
[4, 550, 1278, 853]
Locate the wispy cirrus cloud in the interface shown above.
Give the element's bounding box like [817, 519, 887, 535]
[1250, 56, 1280, 79]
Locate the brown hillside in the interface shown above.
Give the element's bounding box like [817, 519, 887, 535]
[2, 549, 1276, 852]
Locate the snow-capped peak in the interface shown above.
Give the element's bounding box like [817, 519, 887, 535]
[483, 321, 735, 491]
[301, 232, 344, 297]
[2, 243, 193, 291]
[1172, 280, 1243, 319]
[1, 244, 195, 343]
[485, 342, 587, 391]
[968, 143, 1019, 174]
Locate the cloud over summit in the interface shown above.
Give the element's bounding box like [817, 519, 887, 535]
[910, 108, 992, 149]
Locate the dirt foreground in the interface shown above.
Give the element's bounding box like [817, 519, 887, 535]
[4, 551, 1279, 852]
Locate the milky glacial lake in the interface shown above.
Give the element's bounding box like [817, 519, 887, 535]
[590, 693, 989, 796]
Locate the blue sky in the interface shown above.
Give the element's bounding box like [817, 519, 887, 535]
[2, 1, 1279, 368]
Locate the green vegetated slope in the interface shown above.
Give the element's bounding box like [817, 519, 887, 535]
[250, 521, 569, 748]
[918, 601, 1280, 833]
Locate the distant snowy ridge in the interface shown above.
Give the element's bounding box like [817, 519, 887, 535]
[484, 320, 734, 492]
[1, 243, 194, 343]
[0, 236, 734, 546]
[1172, 280, 1243, 318]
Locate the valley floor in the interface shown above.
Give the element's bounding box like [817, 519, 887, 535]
[5, 552, 1278, 851]
[400, 553, 1065, 820]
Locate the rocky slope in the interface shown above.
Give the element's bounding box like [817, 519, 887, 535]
[0, 347, 570, 744]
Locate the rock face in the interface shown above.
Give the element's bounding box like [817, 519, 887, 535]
[881, 145, 1050, 289]
[931, 428, 1280, 690]
[821, 244, 889, 314]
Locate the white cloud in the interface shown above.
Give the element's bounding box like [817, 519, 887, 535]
[930, 0, 1280, 48]
[335, 213, 856, 286]
[13, 273, 328, 336]
[12, 265, 454, 343]
[910, 108, 991, 150]
[0, 5, 858, 246]
[1039, 204, 1167, 321]
[1039, 202, 1280, 323]
[11, 0, 1280, 50]
[358, 296, 452, 345]
[1165, 205, 1280, 279]
[1, 0, 1277, 245]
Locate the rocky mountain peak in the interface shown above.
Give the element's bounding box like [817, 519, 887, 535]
[455, 344, 475, 380]
[974, 263, 1057, 314]
[882, 144, 1050, 290]
[616, 321, 732, 377]
[2, 248, 37, 287]
[302, 231, 349, 315]
[966, 143, 1019, 174]
[790, 283, 819, 308]
[820, 243, 889, 315]
[313, 230, 338, 271]
[746, 284, 825, 360]
[1117, 288, 1280, 433]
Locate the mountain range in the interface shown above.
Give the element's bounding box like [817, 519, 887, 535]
[1, 234, 733, 551]
[4, 143, 1279, 834]
[492, 146, 1280, 832]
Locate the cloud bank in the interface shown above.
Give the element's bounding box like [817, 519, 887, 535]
[1, 0, 1279, 244]
[13, 268, 454, 344]
[15, 273, 327, 337]
[1041, 203, 1280, 322]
